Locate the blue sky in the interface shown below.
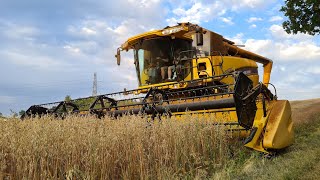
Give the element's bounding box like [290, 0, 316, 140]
[0, 0, 319, 115]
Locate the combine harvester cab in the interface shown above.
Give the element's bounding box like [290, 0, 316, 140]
[23, 23, 294, 153]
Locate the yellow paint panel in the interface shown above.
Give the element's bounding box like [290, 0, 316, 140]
[263, 100, 294, 149]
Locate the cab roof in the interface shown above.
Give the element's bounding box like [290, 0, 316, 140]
[120, 23, 195, 50]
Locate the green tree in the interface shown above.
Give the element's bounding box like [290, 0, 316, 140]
[0, 112, 3, 117]
[281, 0, 320, 35]
[19, 110, 26, 116]
[65, 95, 72, 102]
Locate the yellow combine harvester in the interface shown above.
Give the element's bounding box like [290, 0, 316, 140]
[23, 23, 294, 153]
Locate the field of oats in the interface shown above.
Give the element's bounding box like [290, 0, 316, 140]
[1, 98, 320, 179]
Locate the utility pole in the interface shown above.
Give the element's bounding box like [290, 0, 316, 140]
[92, 72, 97, 96]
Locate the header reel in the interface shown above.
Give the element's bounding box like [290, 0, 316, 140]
[22, 73, 274, 131]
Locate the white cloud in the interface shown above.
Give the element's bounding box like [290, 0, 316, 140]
[66, 19, 152, 61]
[241, 24, 320, 63]
[166, 0, 275, 25]
[228, 0, 276, 10]
[81, 27, 97, 35]
[108, 20, 142, 36]
[247, 17, 263, 23]
[269, 16, 283, 22]
[128, 0, 160, 8]
[271, 64, 320, 100]
[228, 33, 245, 44]
[244, 39, 273, 57]
[167, 2, 217, 25]
[1, 21, 40, 40]
[305, 66, 320, 74]
[269, 24, 313, 41]
[0, 50, 63, 69]
[166, 1, 227, 25]
[220, 17, 234, 25]
[279, 66, 286, 71]
[0, 96, 15, 104]
[250, 24, 257, 28]
[63, 45, 81, 53]
[279, 43, 320, 61]
[67, 20, 108, 38]
[63, 40, 102, 56]
[65, 19, 149, 84]
[244, 39, 320, 62]
[0, 1, 167, 114]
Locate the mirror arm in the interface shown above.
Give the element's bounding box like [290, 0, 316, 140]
[115, 48, 121, 66]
